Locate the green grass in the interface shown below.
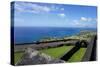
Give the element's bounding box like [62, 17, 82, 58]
[14, 46, 74, 64]
[40, 46, 74, 58]
[14, 51, 24, 64]
[68, 48, 86, 62]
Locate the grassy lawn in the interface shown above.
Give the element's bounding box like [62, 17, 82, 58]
[14, 51, 24, 64]
[40, 46, 74, 58]
[68, 48, 86, 62]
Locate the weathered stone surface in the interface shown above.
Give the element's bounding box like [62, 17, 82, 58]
[16, 48, 65, 65]
[14, 39, 78, 52]
[81, 35, 97, 61]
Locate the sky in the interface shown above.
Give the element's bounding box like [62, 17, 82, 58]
[12, 1, 97, 28]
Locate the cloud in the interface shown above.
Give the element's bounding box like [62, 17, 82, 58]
[73, 20, 81, 26]
[31, 4, 51, 13]
[72, 17, 97, 28]
[80, 17, 87, 21]
[14, 2, 52, 14]
[58, 13, 66, 18]
[14, 2, 67, 14]
[80, 17, 97, 22]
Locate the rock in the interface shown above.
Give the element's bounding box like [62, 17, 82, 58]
[16, 48, 65, 65]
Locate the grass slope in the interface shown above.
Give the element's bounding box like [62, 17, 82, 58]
[40, 46, 74, 58]
[68, 48, 86, 62]
[14, 51, 24, 64]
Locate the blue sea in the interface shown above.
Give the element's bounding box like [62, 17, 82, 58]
[14, 27, 96, 44]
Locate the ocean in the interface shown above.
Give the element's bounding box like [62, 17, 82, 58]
[13, 27, 96, 44]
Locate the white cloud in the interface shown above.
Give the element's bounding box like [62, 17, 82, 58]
[80, 17, 96, 22]
[15, 2, 52, 14]
[14, 1, 68, 17]
[15, 2, 67, 14]
[80, 17, 87, 21]
[58, 13, 66, 17]
[72, 17, 97, 28]
[31, 4, 51, 13]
